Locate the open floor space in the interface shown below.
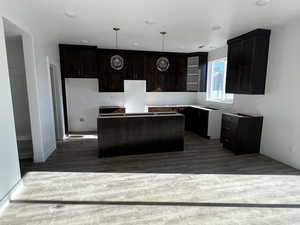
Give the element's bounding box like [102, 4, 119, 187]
[1, 133, 300, 225]
[2, 1, 300, 224]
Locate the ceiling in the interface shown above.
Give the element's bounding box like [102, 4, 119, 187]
[6, 0, 300, 52]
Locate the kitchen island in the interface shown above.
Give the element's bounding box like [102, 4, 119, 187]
[98, 112, 185, 157]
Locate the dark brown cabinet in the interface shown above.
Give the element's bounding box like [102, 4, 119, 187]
[80, 48, 97, 77]
[186, 107, 209, 138]
[59, 45, 208, 92]
[226, 29, 271, 94]
[127, 54, 145, 80]
[97, 50, 126, 92]
[148, 106, 209, 138]
[221, 113, 263, 154]
[59, 44, 97, 78]
[99, 106, 125, 114]
[192, 108, 209, 137]
[98, 113, 185, 157]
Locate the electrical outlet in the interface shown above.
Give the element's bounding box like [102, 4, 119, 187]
[289, 146, 296, 153]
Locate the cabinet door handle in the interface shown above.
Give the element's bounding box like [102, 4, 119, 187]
[224, 138, 230, 143]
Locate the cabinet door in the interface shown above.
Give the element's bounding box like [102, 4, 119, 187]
[196, 109, 209, 137]
[145, 55, 163, 92]
[189, 108, 208, 137]
[127, 54, 145, 80]
[98, 53, 125, 92]
[80, 48, 97, 77]
[226, 42, 243, 93]
[181, 107, 193, 131]
[61, 47, 81, 77]
[239, 38, 255, 93]
[99, 72, 124, 92]
[175, 56, 187, 91]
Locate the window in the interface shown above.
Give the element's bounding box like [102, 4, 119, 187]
[207, 58, 233, 104]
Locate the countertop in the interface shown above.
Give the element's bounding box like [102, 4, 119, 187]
[98, 112, 183, 118]
[99, 106, 125, 109]
[146, 104, 221, 111]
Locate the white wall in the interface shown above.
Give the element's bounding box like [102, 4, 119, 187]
[65, 78, 125, 132]
[0, 1, 61, 204]
[0, 17, 21, 207]
[146, 92, 197, 106]
[0, 1, 61, 163]
[6, 36, 32, 140]
[124, 80, 147, 113]
[208, 46, 227, 61]
[198, 19, 300, 170]
[66, 78, 198, 132]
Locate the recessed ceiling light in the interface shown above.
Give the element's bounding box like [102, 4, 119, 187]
[145, 20, 156, 25]
[133, 42, 140, 46]
[256, 0, 271, 6]
[64, 11, 77, 18]
[212, 25, 222, 31]
[81, 40, 89, 44]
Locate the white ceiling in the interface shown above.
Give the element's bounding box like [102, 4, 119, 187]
[8, 0, 300, 52]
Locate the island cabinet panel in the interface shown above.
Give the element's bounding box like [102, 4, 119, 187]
[98, 113, 185, 157]
[226, 29, 271, 94]
[59, 44, 97, 78]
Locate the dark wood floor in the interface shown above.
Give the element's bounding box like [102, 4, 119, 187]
[20, 132, 300, 176]
[3, 132, 300, 225]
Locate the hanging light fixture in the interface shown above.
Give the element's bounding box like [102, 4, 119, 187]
[110, 27, 124, 71]
[156, 31, 170, 72]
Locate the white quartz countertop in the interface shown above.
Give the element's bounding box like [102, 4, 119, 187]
[146, 104, 221, 111]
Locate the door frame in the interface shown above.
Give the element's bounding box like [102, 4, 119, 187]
[46, 57, 65, 141]
[3, 18, 45, 162]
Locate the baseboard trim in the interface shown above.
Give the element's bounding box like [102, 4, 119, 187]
[19, 151, 33, 160]
[17, 135, 32, 141]
[44, 144, 57, 161]
[0, 180, 23, 216]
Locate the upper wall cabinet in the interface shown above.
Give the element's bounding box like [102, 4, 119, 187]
[59, 44, 97, 78]
[97, 49, 207, 92]
[97, 49, 127, 92]
[226, 29, 271, 94]
[59, 45, 208, 92]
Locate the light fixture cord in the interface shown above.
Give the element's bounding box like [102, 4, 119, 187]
[162, 34, 165, 52]
[115, 30, 118, 49]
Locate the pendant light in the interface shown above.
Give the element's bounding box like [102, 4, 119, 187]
[110, 27, 124, 71]
[156, 31, 170, 72]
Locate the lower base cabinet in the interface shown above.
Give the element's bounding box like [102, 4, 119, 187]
[148, 106, 222, 139]
[221, 113, 263, 154]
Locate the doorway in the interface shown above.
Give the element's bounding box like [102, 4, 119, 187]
[5, 35, 33, 160]
[3, 18, 45, 163]
[49, 63, 62, 141]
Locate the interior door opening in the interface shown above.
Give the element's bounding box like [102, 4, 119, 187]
[49, 64, 59, 141]
[5, 35, 33, 161]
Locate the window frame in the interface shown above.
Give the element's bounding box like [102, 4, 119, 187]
[206, 57, 233, 104]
